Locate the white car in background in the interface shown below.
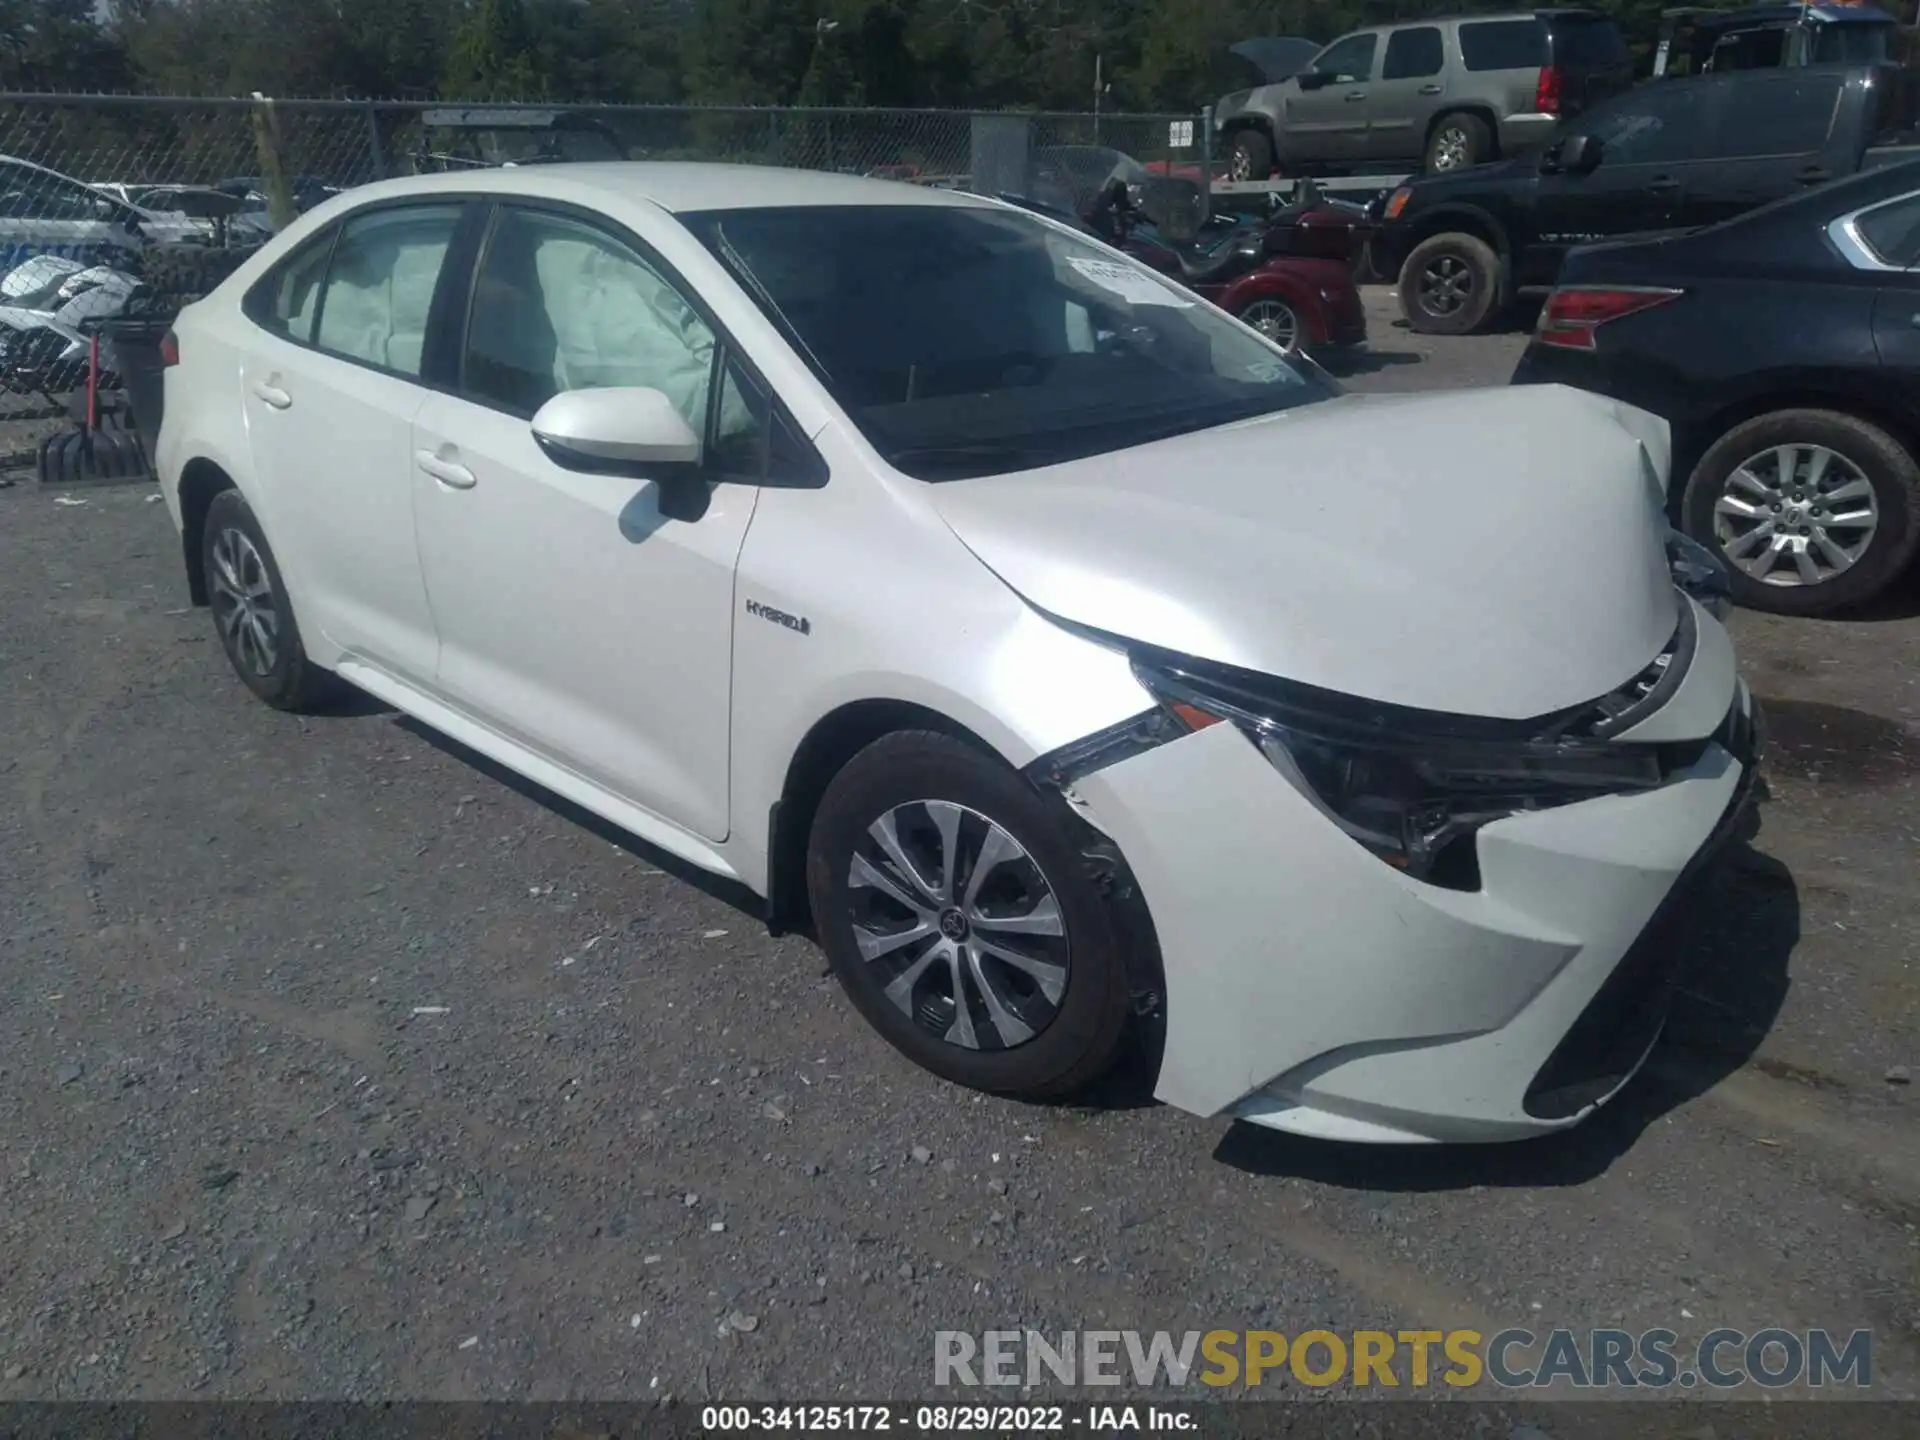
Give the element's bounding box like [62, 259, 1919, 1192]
[154, 164, 1759, 1143]
[0, 155, 252, 272]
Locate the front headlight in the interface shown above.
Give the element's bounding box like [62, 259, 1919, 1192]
[1132, 654, 1665, 890]
[1667, 527, 1731, 620]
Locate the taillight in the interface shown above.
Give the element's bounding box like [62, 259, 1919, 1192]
[160, 330, 180, 367]
[1536, 286, 1683, 351]
[1535, 64, 1563, 115]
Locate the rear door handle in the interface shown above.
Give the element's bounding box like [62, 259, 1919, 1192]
[251, 381, 291, 410]
[1796, 165, 1831, 184]
[1345, 91, 1368, 102]
[1647, 175, 1680, 192]
[1418, 83, 1443, 96]
[416, 450, 476, 490]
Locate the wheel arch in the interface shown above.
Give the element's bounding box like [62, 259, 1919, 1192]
[764, 697, 1003, 938]
[177, 456, 237, 606]
[1401, 203, 1511, 266]
[1674, 384, 1920, 504]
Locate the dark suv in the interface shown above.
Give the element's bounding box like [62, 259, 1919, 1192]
[1371, 64, 1920, 333]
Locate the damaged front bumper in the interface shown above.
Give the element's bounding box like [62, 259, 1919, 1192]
[1056, 600, 1758, 1143]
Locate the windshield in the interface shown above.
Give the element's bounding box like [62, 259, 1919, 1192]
[682, 204, 1333, 481]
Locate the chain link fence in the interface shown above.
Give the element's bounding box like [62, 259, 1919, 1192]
[0, 94, 1210, 470]
[0, 94, 1209, 206]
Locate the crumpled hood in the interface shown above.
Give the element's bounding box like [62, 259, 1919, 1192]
[928, 384, 1677, 720]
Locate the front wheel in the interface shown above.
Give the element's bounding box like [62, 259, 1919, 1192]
[1235, 296, 1305, 355]
[805, 730, 1134, 1099]
[1228, 130, 1274, 183]
[1681, 409, 1920, 616]
[1397, 232, 1501, 335]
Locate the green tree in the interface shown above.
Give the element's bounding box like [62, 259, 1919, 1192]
[444, 0, 548, 98]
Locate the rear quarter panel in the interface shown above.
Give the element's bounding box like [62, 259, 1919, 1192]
[1515, 268, 1895, 482]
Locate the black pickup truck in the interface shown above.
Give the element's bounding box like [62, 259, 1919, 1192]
[1369, 64, 1920, 333]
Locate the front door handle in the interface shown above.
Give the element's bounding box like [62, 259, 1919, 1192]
[1418, 83, 1443, 96]
[1344, 90, 1368, 102]
[416, 450, 476, 490]
[1647, 175, 1680, 192]
[1796, 165, 1831, 184]
[251, 381, 291, 410]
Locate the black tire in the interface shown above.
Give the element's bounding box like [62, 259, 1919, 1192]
[1228, 129, 1275, 183]
[200, 488, 341, 711]
[806, 730, 1134, 1100]
[1398, 231, 1501, 335]
[1425, 113, 1492, 174]
[1681, 409, 1920, 617]
[141, 242, 260, 304]
[34, 419, 149, 487]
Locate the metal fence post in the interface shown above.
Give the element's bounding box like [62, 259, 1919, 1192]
[1199, 106, 1213, 224]
[364, 101, 387, 180]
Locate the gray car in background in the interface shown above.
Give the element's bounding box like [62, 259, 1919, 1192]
[1215, 9, 1634, 180]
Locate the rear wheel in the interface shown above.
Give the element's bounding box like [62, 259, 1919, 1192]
[201, 488, 341, 710]
[1228, 129, 1274, 183]
[1398, 232, 1501, 335]
[1681, 409, 1920, 616]
[1235, 296, 1304, 355]
[806, 730, 1133, 1099]
[1425, 114, 1491, 173]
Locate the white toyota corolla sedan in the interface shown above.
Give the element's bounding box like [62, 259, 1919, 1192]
[155, 163, 1759, 1143]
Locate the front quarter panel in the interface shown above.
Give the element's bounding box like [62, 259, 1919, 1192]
[726, 428, 1155, 895]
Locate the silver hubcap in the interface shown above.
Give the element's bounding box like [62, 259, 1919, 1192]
[1714, 444, 1879, 588]
[1241, 299, 1300, 353]
[1419, 254, 1474, 314]
[847, 801, 1068, 1051]
[209, 526, 279, 676]
[1431, 127, 1471, 171]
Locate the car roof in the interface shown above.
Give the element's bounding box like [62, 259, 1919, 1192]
[1351, 10, 1596, 31]
[336, 162, 992, 215]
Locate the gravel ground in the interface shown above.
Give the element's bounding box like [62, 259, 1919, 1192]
[1, 288, 1916, 1404]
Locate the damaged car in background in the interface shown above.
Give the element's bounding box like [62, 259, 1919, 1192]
[157, 165, 1756, 1144]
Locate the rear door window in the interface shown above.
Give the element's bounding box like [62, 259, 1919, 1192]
[1458, 19, 1549, 72]
[312, 204, 463, 378]
[246, 231, 337, 344]
[1712, 73, 1843, 158]
[1383, 27, 1445, 81]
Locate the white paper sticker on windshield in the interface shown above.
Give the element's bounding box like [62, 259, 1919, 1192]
[1066, 256, 1192, 308]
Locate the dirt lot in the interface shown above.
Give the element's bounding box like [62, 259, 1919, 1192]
[1, 291, 1916, 1404]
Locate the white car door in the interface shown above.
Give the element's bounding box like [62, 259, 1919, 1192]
[239, 202, 466, 686]
[409, 203, 766, 843]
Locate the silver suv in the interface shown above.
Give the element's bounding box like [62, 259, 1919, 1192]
[1215, 10, 1633, 179]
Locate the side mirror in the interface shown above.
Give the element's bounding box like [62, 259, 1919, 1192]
[1296, 70, 1331, 92]
[531, 386, 702, 467]
[531, 387, 709, 521]
[1559, 134, 1604, 174]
